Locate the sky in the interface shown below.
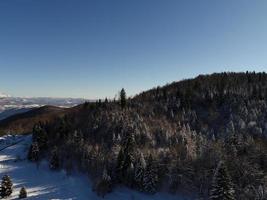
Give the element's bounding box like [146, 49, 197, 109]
[0, 0, 267, 99]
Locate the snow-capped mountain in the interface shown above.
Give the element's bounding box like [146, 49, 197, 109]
[0, 95, 87, 120]
[0, 92, 10, 98]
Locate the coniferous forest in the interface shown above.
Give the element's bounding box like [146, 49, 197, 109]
[27, 72, 267, 199]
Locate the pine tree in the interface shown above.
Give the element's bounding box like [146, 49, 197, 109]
[134, 152, 146, 190]
[96, 168, 112, 197]
[169, 161, 182, 193]
[50, 147, 60, 170]
[19, 187, 27, 199]
[123, 134, 135, 170]
[0, 175, 13, 198]
[32, 123, 48, 150]
[116, 134, 135, 183]
[28, 142, 40, 162]
[210, 161, 235, 200]
[143, 155, 158, 194]
[116, 148, 125, 182]
[125, 162, 135, 187]
[120, 88, 127, 109]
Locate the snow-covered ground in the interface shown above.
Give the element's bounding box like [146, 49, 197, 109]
[0, 135, 190, 200]
[0, 135, 24, 150]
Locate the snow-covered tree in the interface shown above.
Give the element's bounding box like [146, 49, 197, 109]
[210, 161, 235, 200]
[226, 120, 235, 135]
[143, 155, 158, 194]
[134, 152, 146, 190]
[116, 134, 135, 183]
[0, 175, 13, 198]
[124, 134, 135, 167]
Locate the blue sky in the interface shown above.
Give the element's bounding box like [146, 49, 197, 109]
[0, 0, 267, 98]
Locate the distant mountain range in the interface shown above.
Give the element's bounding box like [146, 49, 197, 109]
[0, 94, 88, 120]
[0, 92, 10, 98]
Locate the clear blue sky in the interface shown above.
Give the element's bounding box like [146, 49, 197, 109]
[1, 0, 267, 98]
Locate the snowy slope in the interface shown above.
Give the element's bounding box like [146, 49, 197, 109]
[0, 135, 190, 200]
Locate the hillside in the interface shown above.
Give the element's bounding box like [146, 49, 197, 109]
[0, 106, 67, 135]
[2, 72, 267, 199]
[0, 96, 87, 122]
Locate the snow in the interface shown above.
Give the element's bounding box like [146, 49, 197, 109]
[0, 135, 24, 150]
[0, 92, 11, 98]
[0, 135, 190, 200]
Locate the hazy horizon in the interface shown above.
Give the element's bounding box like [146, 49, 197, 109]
[1, 0, 267, 99]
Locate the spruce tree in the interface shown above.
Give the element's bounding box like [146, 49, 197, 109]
[0, 175, 13, 198]
[120, 88, 127, 109]
[143, 155, 158, 194]
[116, 134, 135, 183]
[123, 134, 135, 170]
[28, 142, 40, 162]
[116, 148, 125, 182]
[210, 161, 235, 200]
[169, 161, 182, 193]
[50, 147, 60, 170]
[125, 163, 135, 187]
[32, 123, 48, 150]
[19, 187, 27, 199]
[96, 168, 112, 197]
[134, 152, 146, 190]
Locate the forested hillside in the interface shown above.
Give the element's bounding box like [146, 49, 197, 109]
[27, 72, 267, 199]
[0, 106, 67, 135]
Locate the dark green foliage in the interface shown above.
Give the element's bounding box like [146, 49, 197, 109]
[83, 101, 90, 108]
[95, 168, 112, 198]
[104, 98, 108, 104]
[143, 155, 158, 194]
[125, 163, 135, 188]
[19, 187, 27, 199]
[120, 88, 127, 109]
[28, 142, 40, 162]
[32, 123, 48, 151]
[116, 134, 135, 184]
[116, 148, 125, 182]
[123, 134, 135, 170]
[134, 152, 146, 190]
[50, 147, 60, 170]
[210, 161, 235, 200]
[0, 175, 13, 198]
[169, 161, 182, 194]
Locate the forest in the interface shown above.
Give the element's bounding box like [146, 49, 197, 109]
[27, 72, 267, 199]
